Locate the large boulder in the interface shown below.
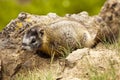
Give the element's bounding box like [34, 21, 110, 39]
[0, 0, 120, 80]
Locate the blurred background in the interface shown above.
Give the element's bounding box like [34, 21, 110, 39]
[0, 0, 105, 30]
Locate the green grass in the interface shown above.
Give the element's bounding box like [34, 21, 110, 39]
[89, 60, 117, 80]
[16, 69, 56, 80]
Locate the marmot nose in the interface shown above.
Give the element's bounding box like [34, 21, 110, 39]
[21, 46, 26, 50]
[21, 43, 27, 50]
[22, 43, 27, 46]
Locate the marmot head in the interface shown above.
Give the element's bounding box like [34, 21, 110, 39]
[22, 25, 44, 51]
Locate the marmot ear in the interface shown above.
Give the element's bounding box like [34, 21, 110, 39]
[38, 28, 44, 36]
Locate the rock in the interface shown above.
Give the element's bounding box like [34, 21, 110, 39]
[61, 47, 119, 80]
[95, 0, 120, 44]
[0, 59, 1, 80]
[65, 48, 89, 68]
[0, 0, 120, 79]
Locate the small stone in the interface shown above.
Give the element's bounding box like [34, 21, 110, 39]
[18, 12, 27, 21]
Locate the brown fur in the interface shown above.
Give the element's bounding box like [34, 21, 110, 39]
[22, 20, 94, 56]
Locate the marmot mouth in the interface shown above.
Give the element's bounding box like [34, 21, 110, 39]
[31, 43, 42, 51]
[22, 45, 33, 52]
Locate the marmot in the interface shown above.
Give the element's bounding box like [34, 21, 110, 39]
[22, 20, 94, 56]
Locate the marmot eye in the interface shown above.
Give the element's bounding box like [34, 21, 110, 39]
[31, 38, 36, 44]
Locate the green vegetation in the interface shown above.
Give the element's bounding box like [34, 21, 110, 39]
[0, 0, 105, 30]
[16, 69, 56, 80]
[89, 60, 117, 80]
